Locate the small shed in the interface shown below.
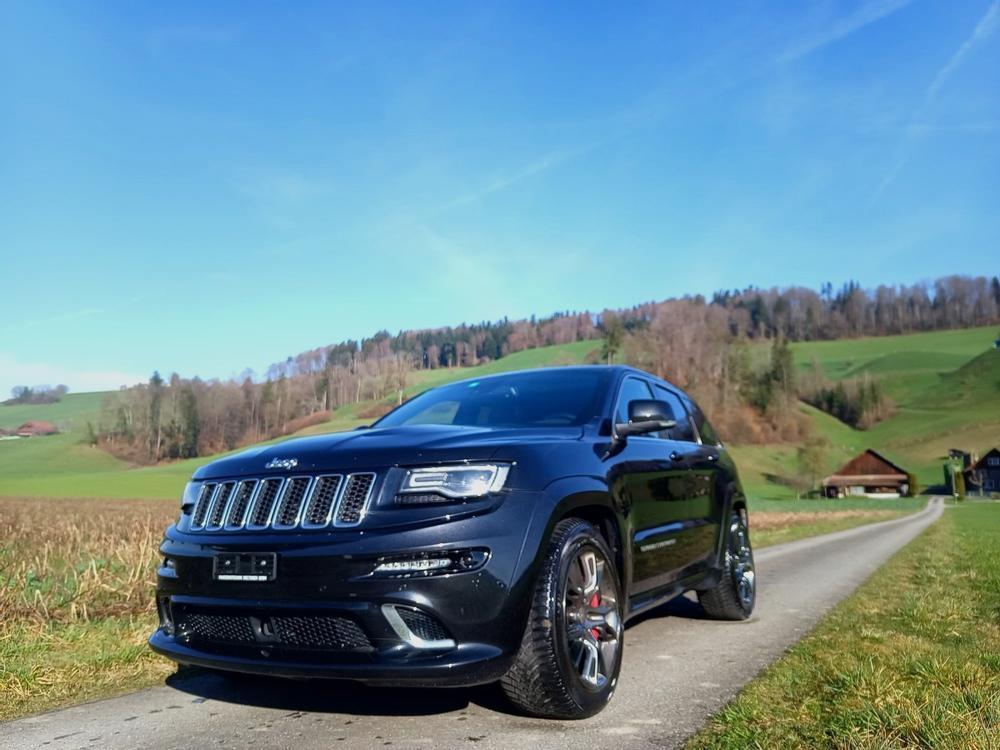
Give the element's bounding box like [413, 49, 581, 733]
[822, 449, 909, 498]
[16, 420, 59, 437]
[964, 448, 1000, 496]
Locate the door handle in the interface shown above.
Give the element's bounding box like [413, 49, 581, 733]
[669, 451, 682, 462]
[707, 453, 718, 463]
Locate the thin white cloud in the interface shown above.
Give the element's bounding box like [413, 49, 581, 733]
[925, 0, 1000, 102]
[777, 0, 914, 63]
[441, 142, 598, 212]
[0, 353, 145, 398]
[874, 0, 1000, 200]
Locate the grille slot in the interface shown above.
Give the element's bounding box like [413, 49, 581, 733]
[175, 607, 372, 652]
[191, 483, 217, 529]
[335, 473, 376, 527]
[178, 612, 256, 644]
[225, 480, 258, 529]
[273, 477, 312, 528]
[301, 475, 343, 528]
[271, 615, 372, 651]
[247, 478, 283, 529]
[206, 482, 235, 529]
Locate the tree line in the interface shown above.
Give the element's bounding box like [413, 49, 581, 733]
[95, 274, 1000, 462]
[4, 384, 69, 406]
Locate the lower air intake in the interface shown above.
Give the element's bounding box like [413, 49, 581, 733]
[396, 608, 451, 643]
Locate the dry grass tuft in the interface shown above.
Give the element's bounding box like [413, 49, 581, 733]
[0, 497, 178, 719]
[751, 509, 897, 532]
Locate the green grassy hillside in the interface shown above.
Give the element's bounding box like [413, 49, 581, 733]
[732, 325, 1000, 498]
[1, 328, 996, 502]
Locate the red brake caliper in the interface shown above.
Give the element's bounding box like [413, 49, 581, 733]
[589, 591, 601, 640]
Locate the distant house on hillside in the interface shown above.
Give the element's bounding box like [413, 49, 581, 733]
[822, 449, 910, 498]
[964, 448, 1000, 496]
[16, 420, 59, 437]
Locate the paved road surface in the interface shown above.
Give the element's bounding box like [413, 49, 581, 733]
[3, 498, 943, 750]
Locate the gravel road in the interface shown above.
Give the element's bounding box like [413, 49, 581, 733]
[2, 498, 943, 750]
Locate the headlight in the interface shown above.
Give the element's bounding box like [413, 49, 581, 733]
[397, 464, 510, 503]
[180, 481, 200, 511]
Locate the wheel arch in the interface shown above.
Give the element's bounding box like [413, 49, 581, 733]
[523, 476, 630, 599]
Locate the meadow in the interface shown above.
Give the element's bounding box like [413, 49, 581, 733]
[0, 497, 177, 719]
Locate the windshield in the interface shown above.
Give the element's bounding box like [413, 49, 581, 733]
[374, 369, 612, 428]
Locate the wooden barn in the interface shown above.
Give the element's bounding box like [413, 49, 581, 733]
[822, 449, 910, 498]
[964, 448, 1000, 496]
[16, 420, 59, 437]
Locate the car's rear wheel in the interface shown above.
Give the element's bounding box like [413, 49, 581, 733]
[501, 518, 623, 719]
[698, 508, 755, 620]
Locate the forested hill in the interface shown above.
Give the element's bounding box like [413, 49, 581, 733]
[96, 275, 1000, 463]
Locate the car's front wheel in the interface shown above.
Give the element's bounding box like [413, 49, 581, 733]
[501, 518, 623, 719]
[698, 508, 756, 620]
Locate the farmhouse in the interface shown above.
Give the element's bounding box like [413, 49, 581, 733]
[16, 420, 59, 437]
[964, 448, 1000, 496]
[822, 449, 910, 498]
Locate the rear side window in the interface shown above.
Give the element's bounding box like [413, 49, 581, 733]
[653, 386, 696, 442]
[614, 377, 654, 425]
[692, 405, 721, 446]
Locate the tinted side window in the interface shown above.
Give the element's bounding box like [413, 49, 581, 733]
[614, 377, 654, 424]
[688, 401, 721, 446]
[697, 416, 721, 446]
[653, 386, 695, 442]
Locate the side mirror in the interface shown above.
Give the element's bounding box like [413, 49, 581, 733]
[611, 399, 676, 444]
[627, 399, 673, 423]
[616, 418, 675, 438]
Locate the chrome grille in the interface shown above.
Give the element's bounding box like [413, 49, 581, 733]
[184, 472, 377, 532]
[302, 475, 342, 528]
[247, 478, 283, 529]
[335, 473, 376, 526]
[224, 480, 258, 529]
[191, 483, 217, 529]
[206, 481, 235, 530]
[273, 477, 312, 529]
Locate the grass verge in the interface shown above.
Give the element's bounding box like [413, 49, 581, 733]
[686, 502, 1000, 750]
[0, 497, 175, 720]
[749, 497, 924, 548]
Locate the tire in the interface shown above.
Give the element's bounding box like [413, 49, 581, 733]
[501, 518, 624, 719]
[698, 507, 756, 620]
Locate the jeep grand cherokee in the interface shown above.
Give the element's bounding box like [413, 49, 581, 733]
[150, 365, 756, 719]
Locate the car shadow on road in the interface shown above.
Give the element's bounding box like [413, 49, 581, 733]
[625, 590, 714, 628]
[165, 667, 514, 717]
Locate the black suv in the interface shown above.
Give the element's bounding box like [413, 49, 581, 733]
[150, 366, 756, 719]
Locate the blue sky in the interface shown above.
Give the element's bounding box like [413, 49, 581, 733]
[2, 1, 998, 395]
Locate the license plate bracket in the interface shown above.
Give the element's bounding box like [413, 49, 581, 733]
[213, 552, 277, 582]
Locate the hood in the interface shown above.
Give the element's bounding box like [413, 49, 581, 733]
[193, 423, 585, 480]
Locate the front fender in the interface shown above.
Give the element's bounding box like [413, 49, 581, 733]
[507, 475, 628, 610]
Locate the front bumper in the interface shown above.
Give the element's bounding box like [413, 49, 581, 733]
[150, 491, 541, 686]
